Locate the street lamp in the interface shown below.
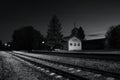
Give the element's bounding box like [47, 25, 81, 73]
[8, 44, 10, 47]
[4, 43, 7, 46]
[42, 41, 45, 44]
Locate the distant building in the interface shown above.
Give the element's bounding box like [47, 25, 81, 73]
[62, 36, 82, 51]
[62, 36, 105, 51]
[82, 38, 105, 50]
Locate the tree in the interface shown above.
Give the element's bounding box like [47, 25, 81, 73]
[12, 26, 44, 50]
[70, 26, 85, 40]
[70, 27, 78, 37]
[77, 26, 85, 40]
[47, 15, 63, 49]
[105, 25, 120, 49]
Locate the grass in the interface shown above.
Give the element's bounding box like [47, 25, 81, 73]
[0, 55, 15, 80]
[0, 51, 60, 80]
[24, 52, 120, 74]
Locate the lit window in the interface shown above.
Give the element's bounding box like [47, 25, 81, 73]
[74, 43, 76, 46]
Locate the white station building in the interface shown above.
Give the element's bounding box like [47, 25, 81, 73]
[63, 36, 82, 51]
[68, 37, 82, 51]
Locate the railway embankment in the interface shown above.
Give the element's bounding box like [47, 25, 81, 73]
[0, 51, 57, 80]
[14, 51, 120, 75]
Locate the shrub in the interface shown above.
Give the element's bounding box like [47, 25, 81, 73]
[105, 25, 120, 49]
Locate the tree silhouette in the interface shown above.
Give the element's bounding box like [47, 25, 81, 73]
[70, 27, 78, 37]
[77, 26, 85, 40]
[12, 26, 44, 50]
[47, 15, 63, 49]
[70, 26, 85, 40]
[105, 25, 120, 49]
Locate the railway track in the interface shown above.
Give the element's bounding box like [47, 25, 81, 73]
[10, 51, 120, 80]
[10, 52, 88, 80]
[30, 50, 120, 62]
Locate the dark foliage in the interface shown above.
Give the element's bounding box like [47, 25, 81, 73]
[77, 26, 85, 40]
[47, 15, 63, 49]
[71, 27, 78, 37]
[70, 26, 85, 40]
[105, 25, 120, 49]
[12, 26, 44, 50]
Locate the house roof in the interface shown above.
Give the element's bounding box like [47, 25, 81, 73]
[63, 36, 80, 42]
[69, 36, 81, 42]
[83, 38, 105, 42]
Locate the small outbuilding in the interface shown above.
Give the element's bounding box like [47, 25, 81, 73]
[63, 36, 82, 51]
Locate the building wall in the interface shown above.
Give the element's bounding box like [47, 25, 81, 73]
[68, 37, 82, 51]
[82, 38, 105, 50]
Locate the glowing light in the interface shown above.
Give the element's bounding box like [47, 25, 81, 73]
[8, 44, 10, 47]
[42, 41, 45, 44]
[4, 43, 7, 46]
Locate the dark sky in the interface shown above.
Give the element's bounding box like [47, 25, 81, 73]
[0, 0, 120, 42]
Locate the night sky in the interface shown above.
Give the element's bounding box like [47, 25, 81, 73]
[0, 0, 120, 42]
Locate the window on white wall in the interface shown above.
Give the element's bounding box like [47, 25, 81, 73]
[78, 43, 80, 46]
[74, 43, 76, 46]
[70, 43, 72, 46]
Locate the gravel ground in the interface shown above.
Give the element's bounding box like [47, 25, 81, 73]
[0, 51, 57, 80]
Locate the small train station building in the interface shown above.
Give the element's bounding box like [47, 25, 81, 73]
[63, 36, 82, 51]
[62, 36, 105, 51]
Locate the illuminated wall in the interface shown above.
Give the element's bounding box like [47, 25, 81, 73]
[68, 37, 82, 51]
